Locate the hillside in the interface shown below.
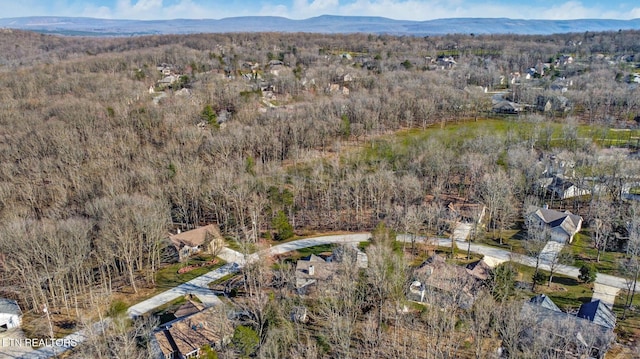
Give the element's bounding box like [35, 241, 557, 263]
[2, 15, 640, 36]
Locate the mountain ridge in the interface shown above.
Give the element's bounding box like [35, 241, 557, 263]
[1, 15, 640, 36]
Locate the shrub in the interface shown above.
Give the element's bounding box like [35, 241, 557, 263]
[532, 271, 546, 286]
[107, 300, 128, 317]
[578, 264, 597, 283]
[232, 325, 259, 357]
[272, 210, 294, 241]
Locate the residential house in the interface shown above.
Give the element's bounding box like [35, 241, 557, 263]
[525, 67, 538, 80]
[0, 298, 22, 331]
[174, 299, 205, 319]
[577, 300, 616, 330]
[536, 95, 571, 113]
[539, 175, 590, 200]
[436, 55, 456, 69]
[557, 55, 574, 66]
[465, 260, 492, 280]
[528, 206, 583, 244]
[295, 254, 337, 293]
[295, 245, 368, 293]
[167, 224, 224, 262]
[549, 79, 573, 93]
[151, 307, 232, 359]
[157, 63, 174, 76]
[520, 295, 615, 359]
[410, 255, 489, 308]
[510, 72, 522, 84]
[492, 100, 524, 114]
[157, 75, 180, 89]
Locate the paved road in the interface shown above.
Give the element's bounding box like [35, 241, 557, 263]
[127, 234, 372, 320]
[20, 228, 638, 358]
[15, 320, 110, 359]
[398, 225, 639, 295]
[127, 263, 240, 318]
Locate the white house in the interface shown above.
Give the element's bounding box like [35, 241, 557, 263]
[0, 298, 22, 330]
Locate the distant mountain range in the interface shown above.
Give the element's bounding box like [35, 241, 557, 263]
[1, 15, 640, 36]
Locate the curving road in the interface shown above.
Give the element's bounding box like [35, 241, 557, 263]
[18, 228, 638, 358]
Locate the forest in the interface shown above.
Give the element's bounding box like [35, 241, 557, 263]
[1, 28, 640, 358]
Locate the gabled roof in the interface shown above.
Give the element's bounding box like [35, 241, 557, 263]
[154, 307, 230, 358]
[414, 255, 483, 308]
[174, 300, 205, 319]
[521, 295, 615, 357]
[465, 260, 491, 281]
[577, 300, 616, 330]
[0, 298, 21, 316]
[295, 254, 336, 289]
[170, 224, 222, 249]
[533, 207, 582, 239]
[529, 294, 562, 312]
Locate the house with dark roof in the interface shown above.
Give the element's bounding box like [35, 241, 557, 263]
[0, 298, 22, 331]
[520, 295, 615, 359]
[539, 176, 590, 200]
[577, 300, 616, 330]
[529, 206, 583, 243]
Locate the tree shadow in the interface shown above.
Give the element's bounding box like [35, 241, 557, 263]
[553, 276, 579, 286]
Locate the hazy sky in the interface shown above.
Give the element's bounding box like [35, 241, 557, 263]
[3, 0, 640, 21]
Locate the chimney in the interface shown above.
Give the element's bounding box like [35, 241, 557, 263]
[308, 265, 315, 276]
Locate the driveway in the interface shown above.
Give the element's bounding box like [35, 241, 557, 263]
[24, 229, 639, 358]
[592, 283, 620, 308]
[1, 328, 33, 359]
[539, 241, 566, 263]
[15, 320, 110, 359]
[126, 263, 240, 318]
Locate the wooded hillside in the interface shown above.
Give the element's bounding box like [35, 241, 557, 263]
[1, 29, 640, 357]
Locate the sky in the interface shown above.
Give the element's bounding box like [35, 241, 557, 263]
[3, 0, 640, 21]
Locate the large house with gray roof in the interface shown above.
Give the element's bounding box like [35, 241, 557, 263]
[521, 295, 615, 359]
[529, 206, 583, 243]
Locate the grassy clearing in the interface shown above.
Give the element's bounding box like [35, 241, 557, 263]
[613, 290, 640, 342]
[360, 118, 640, 169]
[295, 243, 336, 257]
[512, 262, 593, 311]
[155, 254, 225, 290]
[570, 232, 626, 277]
[477, 228, 526, 254]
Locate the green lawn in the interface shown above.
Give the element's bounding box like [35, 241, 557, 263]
[613, 289, 640, 341]
[570, 232, 626, 276]
[155, 254, 225, 290]
[358, 119, 640, 170]
[477, 228, 526, 254]
[512, 262, 593, 311]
